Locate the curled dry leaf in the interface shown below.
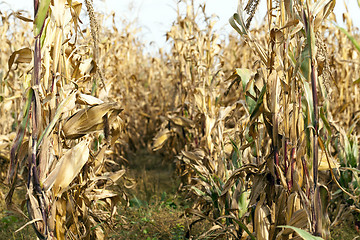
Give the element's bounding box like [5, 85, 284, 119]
[62, 102, 122, 139]
[4, 48, 33, 79]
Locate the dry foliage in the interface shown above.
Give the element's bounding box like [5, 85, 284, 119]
[0, 0, 359, 239]
[1, 1, 131, 239]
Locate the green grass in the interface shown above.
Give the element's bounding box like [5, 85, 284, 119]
[0, 187, 36, 240]
[110, 194, 188, 240]
[108, 150, 211, 240]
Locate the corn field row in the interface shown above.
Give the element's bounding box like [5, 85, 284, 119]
[0, 0, 359, 239]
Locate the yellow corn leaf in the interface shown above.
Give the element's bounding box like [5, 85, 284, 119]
[318, 152, 339, 170]
[79, 58, 96, 75]
[42, 140, 90, 195]
[94, 227, 105, 240]
[152, 129, 171, 151]
[182, 150, 205, 162]
[254, 193, 269, 240]
[87, 189, 118, 201]
[218, 105, 236, 121]
[55, 199, 66, 239]
[94, 147, 106, 174]
[205, 115, 215, 139]
[286, 192, 300, 223]
[76, 93, 104, 106]
[169, 116, 194, 128]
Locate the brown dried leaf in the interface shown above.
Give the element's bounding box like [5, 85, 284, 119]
[169, 116, 194, 128]
[4, 48, 33, 79]
[62, 102, 122, 139]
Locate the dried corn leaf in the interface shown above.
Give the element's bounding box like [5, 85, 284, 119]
[13, 10, 33, 22]
[79, 58, 97, 75]
[76, 93, 104, 106]
[318, 152, 339, 170]
[27, 187, 45, 238]
[169, 116, 194, 128]
[62, 102, 122, 139]
[283, 209, 310, 235]
[152, 129, 171, 151]
[254, 193, 269, 240]
[91, 169, 126, 185]
[42, 140, 90, 195]
[38, 90, 77, 146]
[4, 48, 33, 79]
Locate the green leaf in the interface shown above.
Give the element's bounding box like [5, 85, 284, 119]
[34, 0, 51, 37]
[238, 189, 249, 218]
[300, 44, 311, 81]
[334, 23, 360, 53]
[250, 85, 266, 121]
[231, 218, 256, 240]
[191, 186, 208, 198]
[229, 13, 247, 36]
[230, 138, 241, 168]
[320, 107, 332, 137]
[129, 197, 147, 208]
[235, 69, 254, 91]
[278, 226, 324, 240]
[235, 68, 256, 113]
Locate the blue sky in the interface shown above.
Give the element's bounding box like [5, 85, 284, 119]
[1, 0, 359, 49]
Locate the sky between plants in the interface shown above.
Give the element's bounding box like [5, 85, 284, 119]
[1, 0, 359, 51]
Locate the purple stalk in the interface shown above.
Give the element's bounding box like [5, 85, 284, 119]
[311, 61, 319, 189]
[27, 0, 49, 238]
[311, 56, 322, 236]
[288, 148, 296, 191]
[274, 147, 279, 181]
[284, 140, 288, 187]
[303, 8, 321, 235]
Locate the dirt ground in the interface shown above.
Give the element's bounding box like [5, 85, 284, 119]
[1, 150, 359, 239]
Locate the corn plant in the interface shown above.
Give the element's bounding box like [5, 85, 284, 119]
[4, 1, 128, 239]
